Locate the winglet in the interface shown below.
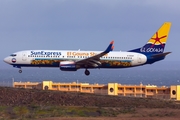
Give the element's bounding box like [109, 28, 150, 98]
[105, 40, 114, 53]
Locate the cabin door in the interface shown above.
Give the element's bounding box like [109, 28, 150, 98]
[22, 52, 27, 61]
[137, 54, 142, 63]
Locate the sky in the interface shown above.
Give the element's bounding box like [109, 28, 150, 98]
[0, 0, 180, 63]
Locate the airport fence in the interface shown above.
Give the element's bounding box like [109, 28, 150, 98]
[0, 80, 13, 87]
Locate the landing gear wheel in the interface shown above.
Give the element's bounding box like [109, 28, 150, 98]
[85, 69, 90, 76]
[19, 69, 22, 73]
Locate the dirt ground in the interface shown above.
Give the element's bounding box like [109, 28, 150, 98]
[39, 108, 180, 120]
[39, 116, 180, 120]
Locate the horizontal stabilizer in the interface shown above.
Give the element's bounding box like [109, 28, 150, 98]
[151, 52, 171, 58]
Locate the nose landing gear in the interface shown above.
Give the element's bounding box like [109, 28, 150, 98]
[19, 69, 22, 73]
[13, 65, 22, 73]
[85, 69, 90, 76]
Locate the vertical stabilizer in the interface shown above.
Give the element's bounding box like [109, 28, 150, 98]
[129, 22, 171, 55]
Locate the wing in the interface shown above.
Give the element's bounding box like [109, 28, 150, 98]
[75, 41, 114, 68]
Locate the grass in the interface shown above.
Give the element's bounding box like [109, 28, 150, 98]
[0, 105, 179, 120]
[0, 105, 126, 119]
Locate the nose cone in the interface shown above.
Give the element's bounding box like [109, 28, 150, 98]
[3, 57, 10, 64]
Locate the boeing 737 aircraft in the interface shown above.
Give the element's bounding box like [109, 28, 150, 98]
[4, 22, 171, 76]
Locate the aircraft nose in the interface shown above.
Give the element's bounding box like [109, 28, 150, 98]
[3, 57, 10, 64]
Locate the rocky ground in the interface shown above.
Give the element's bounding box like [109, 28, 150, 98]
[0, 87, 178, 108]
[0, 87, 180, 120]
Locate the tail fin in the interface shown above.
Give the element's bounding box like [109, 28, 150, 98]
[129, 22, 171, 54]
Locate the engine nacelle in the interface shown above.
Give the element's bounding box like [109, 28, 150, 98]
[59, 61, 77, 71]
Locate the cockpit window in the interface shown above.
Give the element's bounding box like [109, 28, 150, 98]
[10, 54, 17, 57]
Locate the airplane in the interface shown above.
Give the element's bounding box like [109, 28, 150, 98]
[4, 22, 171, 76]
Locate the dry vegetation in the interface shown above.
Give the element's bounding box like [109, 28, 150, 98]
[0, 87, 180, 120]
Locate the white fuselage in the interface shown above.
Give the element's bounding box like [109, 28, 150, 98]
[4, 50, 147, 68]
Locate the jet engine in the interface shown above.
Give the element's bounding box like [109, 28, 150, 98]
[59, 61, 77, 71]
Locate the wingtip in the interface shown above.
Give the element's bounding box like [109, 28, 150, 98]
[110, 40, 114, 45]
[104, 40, 114, 53]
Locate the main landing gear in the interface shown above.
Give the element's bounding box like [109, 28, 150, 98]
[85, 69, 90, 76]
